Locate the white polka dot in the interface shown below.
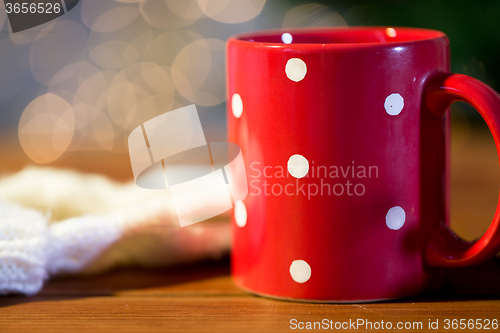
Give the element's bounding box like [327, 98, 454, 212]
[290, 260, 311, 283]
[232, 93, 243, 118]
[285, 58, 307, 82]
[384, 93, 404, 115]
[386, 27, 397, 38]
[287, 154, 309, 178]
[282, 32, 293, 44]
[234, 200, 247, 227]
[386, 206, 406, 230]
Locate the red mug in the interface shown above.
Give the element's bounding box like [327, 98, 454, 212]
[226, 27, 500, 302]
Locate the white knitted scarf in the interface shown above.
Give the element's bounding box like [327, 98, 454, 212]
[0, 167, 230, 295]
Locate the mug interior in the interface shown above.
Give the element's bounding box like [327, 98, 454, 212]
[237, 27, 446, 45]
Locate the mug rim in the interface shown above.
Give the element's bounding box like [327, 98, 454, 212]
[228, 26, 447, 49]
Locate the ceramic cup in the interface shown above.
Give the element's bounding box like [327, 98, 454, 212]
[226, 27, 500, 302]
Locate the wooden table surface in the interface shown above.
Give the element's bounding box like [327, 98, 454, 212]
[1, 125, 500, 332]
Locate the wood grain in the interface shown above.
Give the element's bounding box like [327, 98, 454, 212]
[1, 127, 500, 332]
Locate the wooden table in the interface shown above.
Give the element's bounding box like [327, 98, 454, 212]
[1, 126, 500, 332]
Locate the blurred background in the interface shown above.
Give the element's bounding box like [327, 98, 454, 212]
[0, 0, 498, 240]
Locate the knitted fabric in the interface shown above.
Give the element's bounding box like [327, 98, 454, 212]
[0, 167, 230, 295]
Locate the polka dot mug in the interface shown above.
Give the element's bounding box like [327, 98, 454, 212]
[227, 27, 500, 302]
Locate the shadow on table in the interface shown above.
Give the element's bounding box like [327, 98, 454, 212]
[1, 256, 500, 308]
[0, 255, 231, 308]
[396, 257, 500, 304]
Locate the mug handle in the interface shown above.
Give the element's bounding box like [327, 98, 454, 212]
[424, 73, 500, 267]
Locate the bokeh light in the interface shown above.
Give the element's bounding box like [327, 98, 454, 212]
[139, 0, 202, 30]
[115, 0, 147, 3]
[72, 103, 116, 151]
[88, 16, 153, 70]
[107, 61, 175, 131]
[89, 40, 140, 70]
[49, 61, 86, 86]
[0, 0, 494, 193]
[4, 0, 247, 163]
[282, 3, 346, 28]
[165, 0, 204, 22]
[171, 38, 226, 106]
[143, 30, 203, 67]
[0, 0, 354, 165]
[18, 94, 75, 164]
[74, 68, 108, 110]
[81, 0, 141, 33]
[197, 0, 266, 24]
